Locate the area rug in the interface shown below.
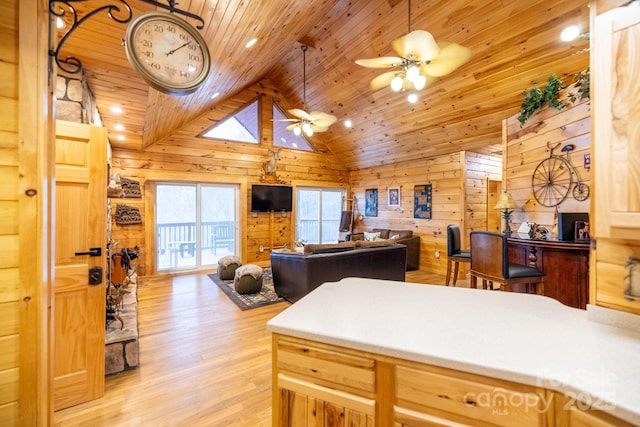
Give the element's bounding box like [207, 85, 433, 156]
[208, 268, 287, 311]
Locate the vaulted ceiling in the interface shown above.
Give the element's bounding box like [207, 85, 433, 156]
[55, 0, 591, 170]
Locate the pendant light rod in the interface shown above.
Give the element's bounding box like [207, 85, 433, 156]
[407, 0, 412, 33]
[301, 45, 308, 110]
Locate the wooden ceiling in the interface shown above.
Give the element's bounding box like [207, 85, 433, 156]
[56, 0, 591, 171]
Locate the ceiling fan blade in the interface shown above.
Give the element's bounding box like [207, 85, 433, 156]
[288, 109, 315, 121]
[392, 30, 440, 61]
[285, 123, 300, 131]
[310, 124, 329, 133]
[355, 57, 403, 68]
[370, 71, 400, 91]
[421, 42, 472, 77]
[274, 118, 299, 122]
[309, 111, 337, 127]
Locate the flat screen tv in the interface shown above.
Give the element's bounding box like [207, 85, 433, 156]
[251, 185, 293, 212]
[558, 212, 589, 241]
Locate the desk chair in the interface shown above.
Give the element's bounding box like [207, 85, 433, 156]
[469, 231, 545, 294]
[446, 224, 471, 286]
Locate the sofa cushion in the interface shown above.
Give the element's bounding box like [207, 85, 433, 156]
[364, 231, 381, 241]
[304, 241, 356, 254]
[390, 229, 413, 239]
[355, 240, 394, 248]
[371, 228, 390, 239]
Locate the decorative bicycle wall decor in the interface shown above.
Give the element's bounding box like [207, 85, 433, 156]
[531, 141, 590, 207]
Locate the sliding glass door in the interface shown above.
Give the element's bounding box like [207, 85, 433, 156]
[156, 183, 238, 271]
[296, 187, 344, 244]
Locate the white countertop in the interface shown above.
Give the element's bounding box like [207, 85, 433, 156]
[266, 277, 640, 425]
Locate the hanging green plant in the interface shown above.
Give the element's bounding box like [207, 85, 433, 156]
[517, 74, 565, 126]
[568, 67, 590, 104]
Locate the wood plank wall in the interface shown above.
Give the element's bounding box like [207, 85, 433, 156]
[0, 1, 20, 422]
[350, 151, 501, 277]
[503, 94, 591, 232]
[2, 0, 52, 424]
[110, 79, 349, 275]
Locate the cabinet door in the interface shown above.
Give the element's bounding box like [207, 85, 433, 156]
[277, 374, 375, 426]
[593, 6, 640, 239]
[395, 364, 550, 427]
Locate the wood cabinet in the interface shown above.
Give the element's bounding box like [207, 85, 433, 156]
[393, 362, 549, 427]
[273, 334, 633, 427]
[508, 238, 590, 309]
[273, 335, 376, 426]
[593, 6, 640, 241]
[554, 393, 636, 427]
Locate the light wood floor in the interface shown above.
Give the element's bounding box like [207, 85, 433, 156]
[53, 270, 455, 426]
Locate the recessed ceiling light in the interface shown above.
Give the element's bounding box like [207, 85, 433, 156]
[114, 123, 125, 131]
[245, 38, 258, 48]
[110, 105, 123, 114]
[344, 119, 352, 128]
[211, 92, 220, 99]
[561, 25, 580, 42]
[407, 93, 418, 104]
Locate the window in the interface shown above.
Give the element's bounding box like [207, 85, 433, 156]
[155, 183, 238, 271]
[296, 187, 344, 244]
[273, 102, 315, 151]
[199, 99, 260, 144]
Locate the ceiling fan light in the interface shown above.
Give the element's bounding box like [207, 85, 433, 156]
[406, 65, 420, 82]
[391, 75, 404, 92]
[293, 126, 302, 136]
[407, 93, 418, 103]
[413, 74, 427, 90]
[302, 122, 313, 136]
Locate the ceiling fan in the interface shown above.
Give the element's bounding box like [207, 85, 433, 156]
[278, 45, 337, 137]
[355, 0, 472, 94]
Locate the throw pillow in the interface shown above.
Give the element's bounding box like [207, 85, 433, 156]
[390, 234, 400, 239]
[364, 231, 381, 241]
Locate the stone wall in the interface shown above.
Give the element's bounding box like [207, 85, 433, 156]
[105, 273, 139, 375]
[55, 69, 100, 125]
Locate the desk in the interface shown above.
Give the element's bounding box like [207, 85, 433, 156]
[508, 237, 590, 309]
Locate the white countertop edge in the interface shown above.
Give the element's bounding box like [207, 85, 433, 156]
[267, 278, 640, 425]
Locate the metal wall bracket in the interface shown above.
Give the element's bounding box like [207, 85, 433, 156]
[48, 0, 206, 74]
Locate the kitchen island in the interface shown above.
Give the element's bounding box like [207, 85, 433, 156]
[267, 277, 640, 426]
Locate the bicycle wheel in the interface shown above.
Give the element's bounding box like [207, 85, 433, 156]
[531, 156, 573, 207]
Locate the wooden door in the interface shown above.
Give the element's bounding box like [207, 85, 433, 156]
[53, 120, 107, 410]
[487, 179, 502, 232]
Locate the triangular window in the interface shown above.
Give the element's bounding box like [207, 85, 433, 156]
[273, 103, 315, 152]
[200, 99, 260, 144]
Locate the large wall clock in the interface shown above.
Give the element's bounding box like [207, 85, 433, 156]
[124, 12, 211, 95]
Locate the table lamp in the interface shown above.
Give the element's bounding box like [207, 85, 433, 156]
[494, 191, 519, 236]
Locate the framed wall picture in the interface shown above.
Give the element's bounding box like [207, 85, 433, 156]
[574, 221, 590, 241]
[413, 184, 432, 219]
[365, 188, 378, 217]
[388, 186, 400, 207]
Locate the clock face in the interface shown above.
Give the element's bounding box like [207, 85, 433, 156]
[125, 12, 211, 95]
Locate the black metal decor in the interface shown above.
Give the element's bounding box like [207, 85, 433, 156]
[48, 0, 206, 74]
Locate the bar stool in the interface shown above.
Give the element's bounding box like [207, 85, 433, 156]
[446, 224, 471, 286]
[469, 231, 545, 294]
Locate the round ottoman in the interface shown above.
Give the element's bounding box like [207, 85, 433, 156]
[218, 255, 242, 280]
[234, 264, 263, 294]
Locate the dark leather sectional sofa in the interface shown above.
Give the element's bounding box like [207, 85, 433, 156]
[270, 242, 407, 302]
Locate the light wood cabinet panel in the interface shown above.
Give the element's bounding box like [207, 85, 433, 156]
[593, 6, 640, 240]
[273, 334, 634, 427]
[554, 393, 635, 427]
[395, 364, 549, 427]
